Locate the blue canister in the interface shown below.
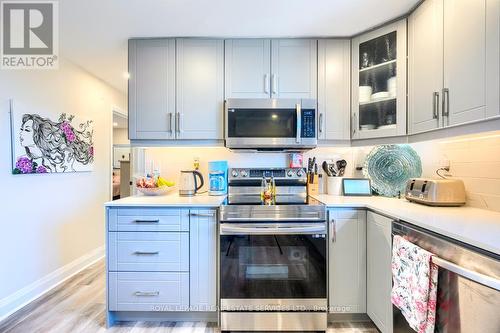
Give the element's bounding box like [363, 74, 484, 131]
[208, 161, 228, 195]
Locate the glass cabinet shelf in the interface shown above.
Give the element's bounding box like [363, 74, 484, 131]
[359, 59, 396, 73]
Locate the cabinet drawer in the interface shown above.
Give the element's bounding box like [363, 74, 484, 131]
[108, 208, 189, 232]
[108, 232, 189, 272]
[108, 272, 189, 311]
[329, 208, 361, 220]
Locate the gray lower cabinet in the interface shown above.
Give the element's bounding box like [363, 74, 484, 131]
[189, 210, 217, 311]
[366, 211, 393, 333]
[106, 207, 217, 321]
[328, 208, 366, 314]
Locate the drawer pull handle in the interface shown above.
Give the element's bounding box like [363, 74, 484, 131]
[134, 219, 160, 223]
[134, 291, 160, 297]
[190, 213, 215, 217]
[133, 251, 160, 255]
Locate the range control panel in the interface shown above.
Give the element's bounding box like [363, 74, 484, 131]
[229, 168, 306, 180]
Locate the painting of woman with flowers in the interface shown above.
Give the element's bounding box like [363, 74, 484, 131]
[11, 106, 94, 174]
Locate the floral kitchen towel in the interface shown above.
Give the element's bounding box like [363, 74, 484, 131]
[391, 235, 438, 333]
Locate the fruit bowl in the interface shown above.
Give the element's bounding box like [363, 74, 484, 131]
[136, 185, 175, 196]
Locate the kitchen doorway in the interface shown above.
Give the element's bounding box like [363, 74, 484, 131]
[111, 109, 131, 200]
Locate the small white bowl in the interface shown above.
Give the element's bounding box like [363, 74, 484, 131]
[371, 91, 390, 100]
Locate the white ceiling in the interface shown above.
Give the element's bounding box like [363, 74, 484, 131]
[60, 0, 419, 93]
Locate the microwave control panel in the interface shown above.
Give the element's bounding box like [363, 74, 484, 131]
[301, 109, 316, 138]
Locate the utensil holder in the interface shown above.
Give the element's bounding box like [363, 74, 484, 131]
[327, 177, 344, 196]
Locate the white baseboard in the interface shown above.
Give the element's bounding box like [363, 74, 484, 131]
[0, 246, 105, 322]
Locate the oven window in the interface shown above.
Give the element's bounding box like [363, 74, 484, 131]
[227, 109, 296, 138]
[220, 234, 326, 299]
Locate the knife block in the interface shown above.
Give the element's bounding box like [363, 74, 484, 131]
[307, 175, 319, 196]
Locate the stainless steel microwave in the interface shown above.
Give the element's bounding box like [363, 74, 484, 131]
[225, 98, 318, 150]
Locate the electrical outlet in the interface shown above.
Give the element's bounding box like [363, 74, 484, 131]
[439, 158, 451, 172]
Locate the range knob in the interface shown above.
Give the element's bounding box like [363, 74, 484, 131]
[240, 170, 248, 177]
[287, 170, 294, 177]
[296, 169, 304, 177]
[231, 170, 239, 177]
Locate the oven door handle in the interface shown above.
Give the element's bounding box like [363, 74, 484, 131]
[220, 223, 326, 235]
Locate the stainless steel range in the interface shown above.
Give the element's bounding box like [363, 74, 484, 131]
[219, 168, 327, 332]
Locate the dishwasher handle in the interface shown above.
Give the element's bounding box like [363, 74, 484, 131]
[432, 257, 500, 291]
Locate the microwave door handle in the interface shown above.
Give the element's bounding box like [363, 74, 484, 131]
[296, 103, 301, 143]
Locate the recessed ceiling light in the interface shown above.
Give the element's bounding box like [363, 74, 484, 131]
[113, 122, 118, 127]
[123, 72, 130, 79]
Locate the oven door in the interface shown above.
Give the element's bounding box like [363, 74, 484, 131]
[225, 98, 317, 149]
[219, 223, 327, 311]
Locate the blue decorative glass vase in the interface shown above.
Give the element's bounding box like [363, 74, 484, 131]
[363, 144, 422, 197]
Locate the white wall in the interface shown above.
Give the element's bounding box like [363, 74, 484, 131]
[0, 59, 126, 319]
[113, 128, 130, 145]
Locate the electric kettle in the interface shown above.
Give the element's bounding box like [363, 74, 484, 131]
[179, 170, 204, 196]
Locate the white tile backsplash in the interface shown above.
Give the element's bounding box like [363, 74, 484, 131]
[143, 130, 500, 212]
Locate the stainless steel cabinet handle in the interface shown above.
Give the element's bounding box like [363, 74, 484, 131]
[176, 112, 182, 133]
[264, 74, 269, 94]
[352, 113, 358, 137]
[332, 219, 336, 243]
[134, 291, 160, 297]
[442, 88, 449, 117]
[319, 113, 324, 134]
[432, 92, 440, 120]
[432, 257, 500, 291]
[168, 112, 173, 133]
[190, 212, 215, 217]
[296, 103, 301, 143]
[133, 251, 160, 255]
[271, 74, 277, 95]
[133, 219, 160, 223]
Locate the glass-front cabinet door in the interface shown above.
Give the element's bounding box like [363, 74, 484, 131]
[351, 19, 407, 140]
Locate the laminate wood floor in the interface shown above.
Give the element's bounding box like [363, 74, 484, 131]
[0, 260, 378, 333]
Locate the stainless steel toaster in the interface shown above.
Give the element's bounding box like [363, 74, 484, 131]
[405, 178, 466, 206]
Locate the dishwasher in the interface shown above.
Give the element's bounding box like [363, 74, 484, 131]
[392, 220, 500, 333]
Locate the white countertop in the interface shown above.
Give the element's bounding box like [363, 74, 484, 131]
[312, 194, 500, 256]
[105, 192, 226, 208]
[104, 192, 500, 255]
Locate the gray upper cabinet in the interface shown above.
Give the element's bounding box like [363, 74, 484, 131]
[224, 39, 271, 98]
[408, 0, 444, 134]
[351, 19, 407, 140]
[409, 0, 499, 134]
[129, 39, 176, 140]
[271, 39, 317, 99]
[129, 38, 224, 141]
[444, 0, 498, 125]
[225, 39, 317, 99]
[176, 39, 224, 140]
[318, 39, 351, 141]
